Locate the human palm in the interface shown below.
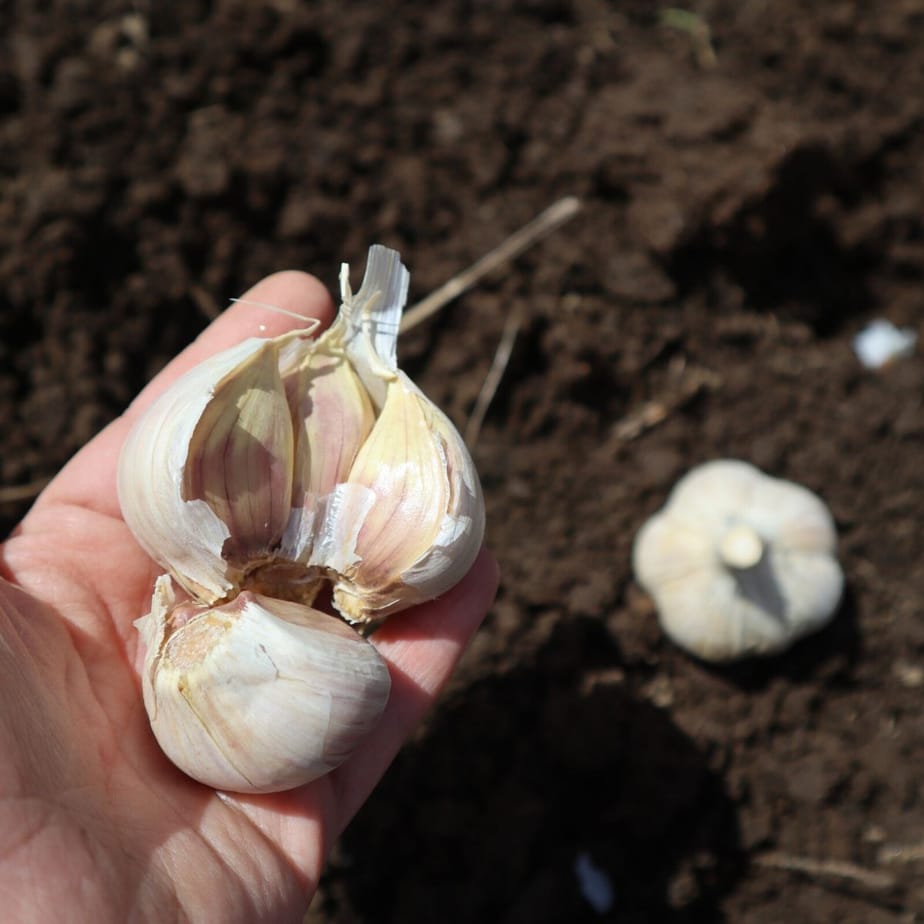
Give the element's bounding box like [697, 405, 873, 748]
[0, 271, 497, 922]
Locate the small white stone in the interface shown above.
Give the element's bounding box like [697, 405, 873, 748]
[852, 319, 917, 369]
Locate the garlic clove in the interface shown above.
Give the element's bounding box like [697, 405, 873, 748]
[119, 337, 300, 603]
[289, 351, 375, 500]
[747, 475, 838, 555]
[277, 350, 376, 564]
[771, 547, 844, 633]
[658, 458, 758, 533]
[333, 247, 483, 621]
[397, 399, 485, 602]
[183, 339, 295, 569]
[301, 247, 483, 623]
[324, 373, 483, 623]
[138, 576, 391, 793]
[632, 459, 844, 661]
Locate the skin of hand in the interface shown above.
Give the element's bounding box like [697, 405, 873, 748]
[0, 271, 498, 923]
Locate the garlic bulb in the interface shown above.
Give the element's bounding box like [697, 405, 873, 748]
[118, 245, 485, 791]
[632, 459, 843, 662]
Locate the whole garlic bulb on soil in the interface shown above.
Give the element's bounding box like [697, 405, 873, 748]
[118, 246, 485, 792]
[632, 459, 843, 662]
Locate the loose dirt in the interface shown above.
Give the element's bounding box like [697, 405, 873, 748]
[2, 3, 922, 920]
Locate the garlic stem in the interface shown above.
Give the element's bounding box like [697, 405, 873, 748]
[717, 524, 764, 570]
[719, 524, 786, 621]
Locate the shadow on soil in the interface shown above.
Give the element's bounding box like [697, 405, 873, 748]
[713, 583, 862, 692]
[667, 143, 878, 335]
[322, 616, 743, 923]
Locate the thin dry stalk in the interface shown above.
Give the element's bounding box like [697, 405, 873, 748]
[229, 298, 322, 332]
[464, 303, 523, 446]
[879, 840, 924, 865]
[613, 359, 721, 441]
[400, 196, 581, 333]
[754, 851, 896, 891]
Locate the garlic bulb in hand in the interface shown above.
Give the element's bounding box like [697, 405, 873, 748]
[632, 459, 843, 662]
[118, 246, 485, 792]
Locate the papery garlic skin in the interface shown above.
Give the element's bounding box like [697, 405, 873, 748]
[632, 459, 843, 662]
[139, 578, 390, 793]
[118, 246, 484, 791]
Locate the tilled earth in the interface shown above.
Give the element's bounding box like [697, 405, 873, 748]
[1, 2, 923, 921]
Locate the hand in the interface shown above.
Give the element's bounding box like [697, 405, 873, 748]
[0, 271, 498, 923]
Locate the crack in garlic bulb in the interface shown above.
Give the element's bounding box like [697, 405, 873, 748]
[118, 246, 485, 792]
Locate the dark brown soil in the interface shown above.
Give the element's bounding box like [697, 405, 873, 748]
[2, 2, 923, 921]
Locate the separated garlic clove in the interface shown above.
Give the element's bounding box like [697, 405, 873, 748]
[632, 459, 844, 662]
[138, 576, 390, 793]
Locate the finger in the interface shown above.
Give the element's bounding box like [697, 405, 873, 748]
[29, 272, 335, 522]
[328, 546, 500, 834]
[125, 271, 335, 425]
